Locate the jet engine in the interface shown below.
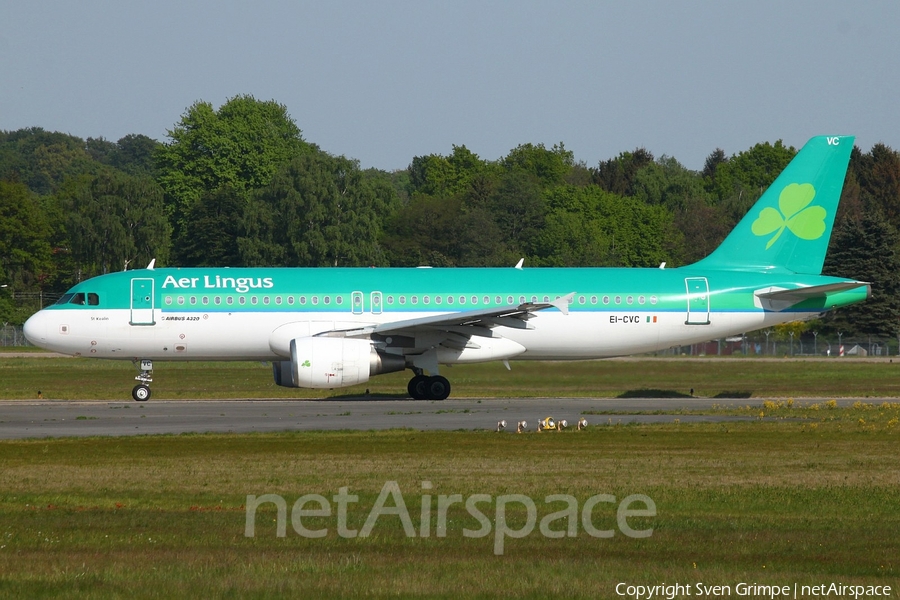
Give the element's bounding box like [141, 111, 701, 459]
[272, 337, 406, 389]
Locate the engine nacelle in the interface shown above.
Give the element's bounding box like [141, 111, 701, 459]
[272, 337, 406, 389]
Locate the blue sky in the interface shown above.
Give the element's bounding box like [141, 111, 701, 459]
[1, 1, 898, 171]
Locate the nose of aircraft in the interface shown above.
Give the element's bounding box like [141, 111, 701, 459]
[23, 310, 47, 346]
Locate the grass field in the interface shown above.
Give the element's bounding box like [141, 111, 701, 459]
[2, 357, 899, 598]
[4, 355, 900, 400]
[0, 420, 897, 598]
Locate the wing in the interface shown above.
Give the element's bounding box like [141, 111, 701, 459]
[324, 292, 575, 339]
[314, 293, 575, 373]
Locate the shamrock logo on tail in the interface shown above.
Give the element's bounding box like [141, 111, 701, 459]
[751, 183, 827, 249]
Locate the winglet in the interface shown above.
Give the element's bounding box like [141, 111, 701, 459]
[551, 292, 575, 315]
[514, 258, 524, 270]
[146, 259, 156, 270]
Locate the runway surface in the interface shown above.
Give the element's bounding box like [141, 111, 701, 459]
[0, 397, 871, 439]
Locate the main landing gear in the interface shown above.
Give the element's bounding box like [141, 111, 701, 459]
[407, 369, 451, 400]
[132, 359, 153, 401]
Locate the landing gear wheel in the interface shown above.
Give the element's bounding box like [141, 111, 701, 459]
[132, 384, 151, 402]
[425, 375, 451, 400]
[408, 374, 429, 399]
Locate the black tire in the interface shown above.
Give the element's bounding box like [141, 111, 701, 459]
[425, 375, 451, 400]
[407, 374, 429, 399]
[132, 384, 151, 402]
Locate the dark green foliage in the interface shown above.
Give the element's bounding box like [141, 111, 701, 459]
[0, 181, 53, 323]
[0, 128, 99, 195]
[849, 143, 900, 230]
[175, 185, 245, 267]
[824, 209, 900, 337]
[240, 152, 394, 267]
[593, 147, 654, 196]
[57, 171, 170, 276]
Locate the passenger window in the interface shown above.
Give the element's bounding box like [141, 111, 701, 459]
[88, 293, 100, 306]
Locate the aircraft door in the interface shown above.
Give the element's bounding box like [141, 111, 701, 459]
[684, 277, 710, 325]
[351, 291, 364, 315]
[371, 291, 382, 314]
[130, 278, 156, 326]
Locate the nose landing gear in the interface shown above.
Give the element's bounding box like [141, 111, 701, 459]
[132, 359, 153, 401]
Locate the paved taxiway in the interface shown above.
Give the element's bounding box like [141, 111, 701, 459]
[0, 397, 871, 439]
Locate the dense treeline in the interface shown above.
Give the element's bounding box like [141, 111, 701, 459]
[2, 95, 899, 339]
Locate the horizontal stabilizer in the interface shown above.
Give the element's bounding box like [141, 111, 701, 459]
[755, 281, 869, 311]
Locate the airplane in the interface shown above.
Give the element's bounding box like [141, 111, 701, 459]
[23, 135, 869, 401]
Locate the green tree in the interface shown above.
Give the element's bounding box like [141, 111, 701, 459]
[487, 171, 545, 254]
[155, 95, 310, 232]
[823, 209, 900, 337]
[533, 185, 677, 267]
[0, 128, 98, 195]
[407, 145, 494, 197]
[381, 194, 465, 267]
[241, 152, 393, 267]
[58, 171, 171, 276]
[0, 181, 53, 323]
[851, 143, 900, 229]
[175, 185, 245, 266]
[502, 142, 573, 187]
[710, 141, 796, 226]
[593, 147, 654, 196]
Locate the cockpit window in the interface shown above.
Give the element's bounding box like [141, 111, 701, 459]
[54, 292, 99, 306]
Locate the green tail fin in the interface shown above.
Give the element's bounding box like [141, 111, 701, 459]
[693, 135, 854, 274]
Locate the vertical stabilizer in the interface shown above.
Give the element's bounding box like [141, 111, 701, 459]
[692, 135, 854, 274]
